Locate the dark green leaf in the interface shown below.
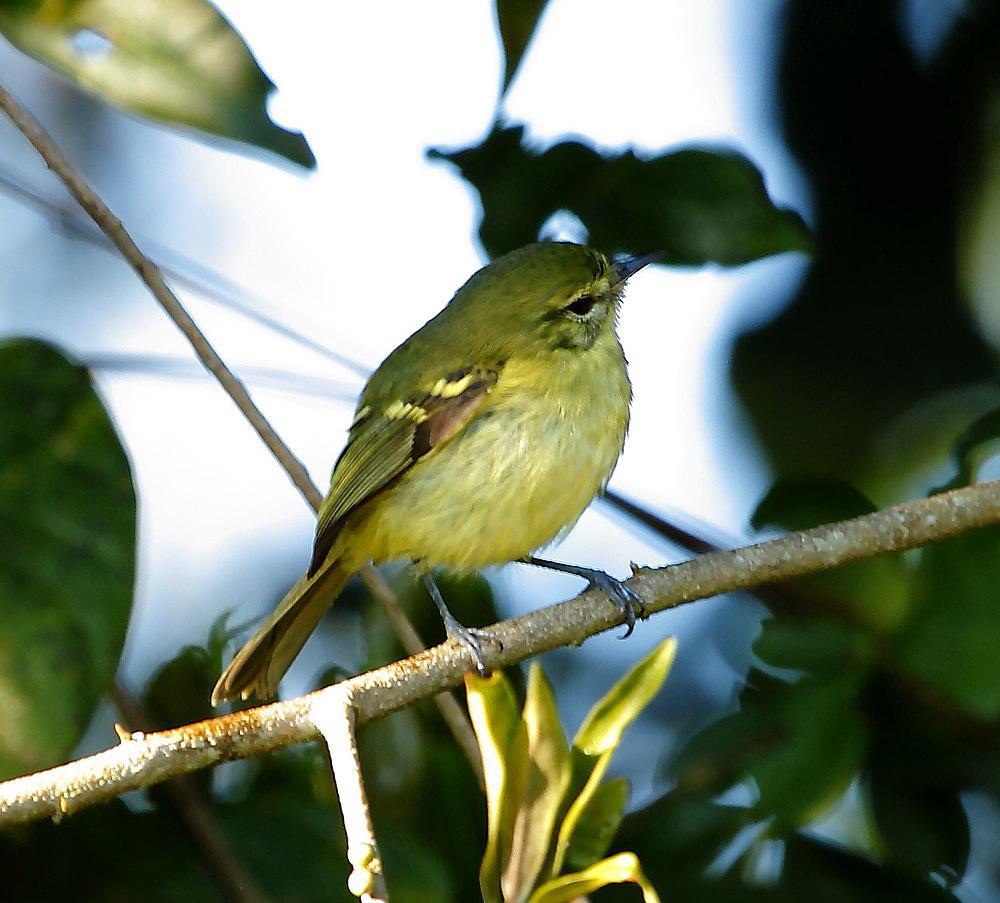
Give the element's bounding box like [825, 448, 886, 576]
[0, 0, 314, 167]
[495, 0, 549, 94]
[0, 339, 135, 778]
[753, 619, 873, 675]
[673, 671, 866, 828]
[779, 834, 959, 903]
[429, 124, 810, 264]
[895, 527, 1000, 719]
[870, 765, 970, 884]
[940, 406, 1000, 489]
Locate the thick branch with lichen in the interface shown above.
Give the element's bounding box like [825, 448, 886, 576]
[2, 480, 998, 827]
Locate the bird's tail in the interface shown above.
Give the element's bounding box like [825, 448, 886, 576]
[211, 558, 351, 705]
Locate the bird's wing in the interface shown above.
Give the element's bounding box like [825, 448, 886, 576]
[308, 366, 498, 574]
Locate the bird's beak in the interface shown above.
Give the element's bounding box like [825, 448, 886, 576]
[611, 251, 665, 287]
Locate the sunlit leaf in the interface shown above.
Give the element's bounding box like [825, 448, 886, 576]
[562, 776, 628, 872]
[574, 638, 677, 756]
[528, 852, 661, 903]
[0, 0, 314, 167]
[429, 125, 809, 264]
[466, 669, 523, 903]
[495, 0, 549, 94]
[0, 338, 135, 779]
[502, 664, 571, 902]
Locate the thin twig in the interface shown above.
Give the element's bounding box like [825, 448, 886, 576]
[311, 688, 388, 902]
[0, 82, 320, 510]
[110, 682, 269, 903]
[2, 480, 999, 827]
[0, 81, 482, 778]
[0, 161, 369, 377]
[600, 488, 728, 555]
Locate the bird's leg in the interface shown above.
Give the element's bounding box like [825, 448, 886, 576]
[521, 556, 646, 637]
[422, 573, 494, 676]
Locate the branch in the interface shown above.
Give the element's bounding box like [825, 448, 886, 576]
[0, 81, 481, 777]
[2, 481, 998, 826]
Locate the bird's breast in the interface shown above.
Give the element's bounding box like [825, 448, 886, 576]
[353, 339, 631, 571]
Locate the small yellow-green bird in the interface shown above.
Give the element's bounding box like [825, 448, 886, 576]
[212, 241, 661, 705]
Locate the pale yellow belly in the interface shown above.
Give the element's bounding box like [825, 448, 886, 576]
[347, 351, 630, 572]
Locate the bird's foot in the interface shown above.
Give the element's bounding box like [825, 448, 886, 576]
[582, 568, 646, 638]
[441, 613, 498, 677]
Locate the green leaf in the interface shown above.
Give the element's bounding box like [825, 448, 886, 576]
[142, 614, 230, 730]
[574, 638, 677, 756]
[778, 833, 960, 903]
[495, 0, 549, 94]
[502, 663, 571, 902]
[466, 669, 523, 903]
[749, 673, 866, 826]
[0, 338, 135, 778]
[0, 0, 314, 167]
[672, 670, 866, 828]
[941, 406, 1000, 489]
[528, 852, 661, 903]
[562, 776, 629, 872]
[753, 619, 874, 675]
[429, 125, 810, 264]
[895, 526, 1000, 719]
[870, 766, 970, 883]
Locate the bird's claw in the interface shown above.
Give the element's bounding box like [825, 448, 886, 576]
[587, 571, 646, 638]
[444, 621, 499, 677]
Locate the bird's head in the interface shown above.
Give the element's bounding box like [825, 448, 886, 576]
[449, 242, 662, 358]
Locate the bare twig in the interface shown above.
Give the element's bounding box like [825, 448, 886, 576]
[311, 688, 388, 902]
[110, 683, 269, 903]
[3, 480, 999, 827]
[0, 161, 369, 377]
[600, 488, 728, 555]
[0, 81, 481, 778]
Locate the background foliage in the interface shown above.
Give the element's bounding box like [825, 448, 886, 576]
[0, 0, 998, 901]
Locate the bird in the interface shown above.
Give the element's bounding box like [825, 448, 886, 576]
[212, 241, 662, 705]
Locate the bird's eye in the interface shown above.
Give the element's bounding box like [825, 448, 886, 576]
[565, 294, 597, 317]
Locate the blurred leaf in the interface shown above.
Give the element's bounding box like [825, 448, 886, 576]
[502, 664, 571, 902]
[729, 3, 996, 482]
[752, 478, 909, 631]
[429, 124, 810, 263]
[749, 673, 866, 826]
[939, 406, 1000, 490]
[614, 795, 753, 886]
[895, 527, 1000, 719]
[143, 614, 230, 730]
[754, 619, 873, 675]
[0, 338, 135, 779]
[563, 776, 629, 872]
[528, 852, 661, 903]
[575, 637, 677, 756]
[467, 669, 523, 903]
[778, 833, 959, 903]
[0, 0, 314, 167]
[870, 765, 970, 884]
[495, 0, 549, 94]
[673, 671, 866, 828]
